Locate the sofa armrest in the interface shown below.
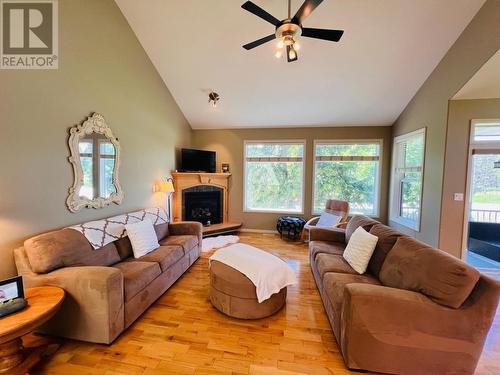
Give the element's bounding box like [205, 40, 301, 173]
[169, 221, 203, 245]
[340, 282, 498, 373]
[16, 251, 124, 344]
[309, 227, 346, 243]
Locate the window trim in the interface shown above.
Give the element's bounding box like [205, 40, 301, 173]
[389, 128, 426, 231]
[312, 139, 384, 217]
[243, 140, 306, 214]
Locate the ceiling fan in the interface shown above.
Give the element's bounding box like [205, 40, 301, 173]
[241, 0, 344, 62]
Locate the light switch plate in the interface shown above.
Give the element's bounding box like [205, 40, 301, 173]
[454, 193, 464, 201]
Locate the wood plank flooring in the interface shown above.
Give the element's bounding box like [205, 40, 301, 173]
[31, 233, 499, 375]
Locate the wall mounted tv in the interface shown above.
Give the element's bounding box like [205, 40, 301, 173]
[180, 148, 216, 173]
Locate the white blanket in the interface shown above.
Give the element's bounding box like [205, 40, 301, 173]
[209, 243, 297, 303]
[68, 207, 168, 249]
[202, 235, 239, 252]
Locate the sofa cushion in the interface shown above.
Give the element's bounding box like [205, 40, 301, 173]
[323, 272, 381, 338]
[368, 224, 404, 277]
[115, 236, 133, 260]
[155, 223, 169, 242]
[316, 253, 357, 278]
[309, 241, 345, 260]
[115, 223, 170, 260]
[113, 261, 161, 302]
[160, 235, 198, 254]
[24, 229, 121, 274]
[379, 236, 481, 308]
[129, 245, 184, 272]
[345, 215, 378, 243]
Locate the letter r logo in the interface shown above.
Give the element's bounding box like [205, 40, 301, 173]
[2, 1, 53, 54]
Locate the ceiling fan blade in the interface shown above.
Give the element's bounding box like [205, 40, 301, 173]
[292, 0, 324, 25]
[241, 1, 280, 26]
[242, 34, 276, 50]
[301, 28, 344, 42]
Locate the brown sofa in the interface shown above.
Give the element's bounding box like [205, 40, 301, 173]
[14, 220, 202, 344]
[309, 215, 500, 375]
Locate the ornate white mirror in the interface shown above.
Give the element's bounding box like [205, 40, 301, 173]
[67, 113, 123, 212]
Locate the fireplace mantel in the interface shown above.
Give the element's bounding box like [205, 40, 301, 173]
[171, 172, 231, 223]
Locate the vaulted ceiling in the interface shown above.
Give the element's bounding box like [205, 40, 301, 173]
[454, 48, 500, 100]
[116, 0, 486, 129]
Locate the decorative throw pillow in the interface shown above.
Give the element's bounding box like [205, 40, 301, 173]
[125, 220, 160, 258]
[343, 227, 379, 274]
[316, 212, 342, 228]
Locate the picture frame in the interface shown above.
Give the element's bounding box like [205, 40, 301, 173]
[0, 276, 24, 303]
[221, 163, 230, 173]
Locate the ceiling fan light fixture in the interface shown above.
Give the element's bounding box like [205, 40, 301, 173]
[286, 44, 298, 62]
[283, 35, 295, 46]
[208, 91, 220, 107]
[241, 0, 344, 63]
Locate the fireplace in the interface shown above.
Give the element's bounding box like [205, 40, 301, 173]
[172, 172, 237, 231]
[182, 185, 223, 225]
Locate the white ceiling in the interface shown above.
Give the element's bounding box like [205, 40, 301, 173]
[453, 48, 500, 100]
[116, 0, 485, 129]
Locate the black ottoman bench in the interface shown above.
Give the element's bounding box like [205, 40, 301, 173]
[277, 216, 306, 240]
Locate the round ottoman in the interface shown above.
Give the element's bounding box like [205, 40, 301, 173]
[210, 260, 287, 319]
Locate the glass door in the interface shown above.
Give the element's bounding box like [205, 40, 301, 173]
[465, 151, 500, 269]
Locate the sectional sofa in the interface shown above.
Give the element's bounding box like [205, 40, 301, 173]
[309, 215, 500, 375]
[14, 220, 202, 344]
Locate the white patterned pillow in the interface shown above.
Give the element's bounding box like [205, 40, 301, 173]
[125, 220, 160, 258]
[343, 226, 379, 274]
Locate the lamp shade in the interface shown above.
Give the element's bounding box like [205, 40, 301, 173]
[160, 180, 175, 193]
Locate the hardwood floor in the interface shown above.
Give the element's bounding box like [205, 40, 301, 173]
[31, 233, 499, 375]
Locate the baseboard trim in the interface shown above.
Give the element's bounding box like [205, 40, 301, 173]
[239, 228, 279, 235]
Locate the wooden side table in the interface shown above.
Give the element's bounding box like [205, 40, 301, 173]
[0, 286, 65, 375]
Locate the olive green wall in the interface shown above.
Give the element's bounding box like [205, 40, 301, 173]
[439, 99, 500, 258]
[391, 0, 500, 248]
[192, 127, 392, 231]
[0, 0, 192, 278]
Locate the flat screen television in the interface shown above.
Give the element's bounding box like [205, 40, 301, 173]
[181, 148, 216, 173]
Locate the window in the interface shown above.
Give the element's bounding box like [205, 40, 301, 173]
[244, 141, 305, 213]
[472, 121, 500, 142]
[390, 128, 426, 230]
[78, 134, 116, 200]
[313, 141, 382, 216]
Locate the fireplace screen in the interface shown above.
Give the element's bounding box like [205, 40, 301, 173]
[182, 185, 223, 225]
